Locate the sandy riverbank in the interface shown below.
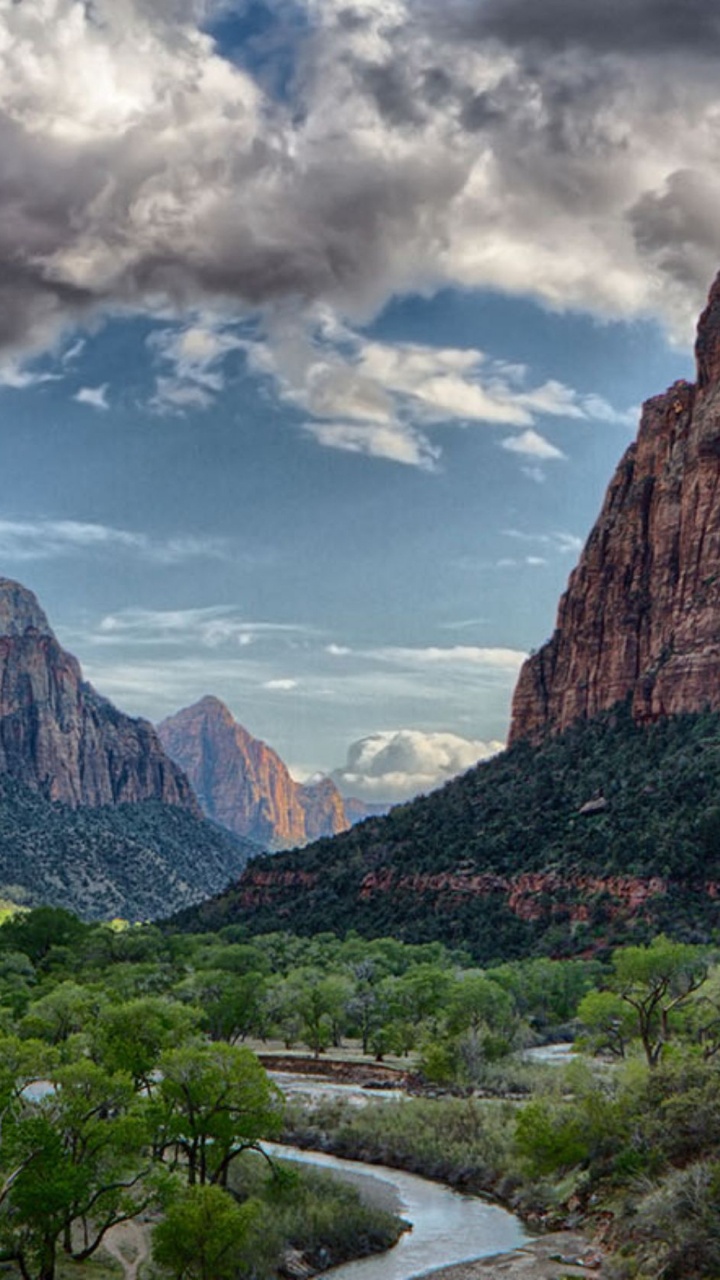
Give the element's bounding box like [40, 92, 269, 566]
[421, 1232, 604, 1280]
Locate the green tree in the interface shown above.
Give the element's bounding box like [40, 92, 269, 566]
[447, 973, 514, 1036]
[152, 1184, 259, 1280]
[610, 937, 710, 1066]
[0, 909, 88, 967]
[0, 1062, 155, 1280]
[20, 983, 101, 1047]
[577, 989, 636, 1058]
[155, 1044, 283, 1187]
[92, 997, 201, 1092]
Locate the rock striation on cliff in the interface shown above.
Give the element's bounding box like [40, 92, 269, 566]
[157, 696, 350, 849]
[510, 271, 720, 744]
[0, 577, 198, 811]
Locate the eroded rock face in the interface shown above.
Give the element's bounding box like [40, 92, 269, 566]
[0, 577, 198, 810]
[510, 271, 720, 744]
[157, 696, 350, 849]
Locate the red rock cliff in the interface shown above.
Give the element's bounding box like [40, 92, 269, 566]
[157, 696, 350, 849]
[509, 271, 720, 744]
[0, 577, 198, 810]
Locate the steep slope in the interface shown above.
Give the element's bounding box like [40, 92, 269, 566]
[157, 697, 350, 849]
[0, 578, 258, 919]
[167, 707, 720, 959]
[510, 272, 720, 744]
[0, 774, 256, 921]
[0, 577, 197, 810]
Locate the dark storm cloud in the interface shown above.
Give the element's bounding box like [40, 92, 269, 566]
[0, 0, 719, 367]
[437, 0, 720, 57]
[355, 61, 425, 127]
[629, 170, 720, 289]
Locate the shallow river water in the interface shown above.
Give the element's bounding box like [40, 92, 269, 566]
[266, 1142, 529, 1280]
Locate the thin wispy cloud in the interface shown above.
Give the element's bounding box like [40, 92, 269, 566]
[503, 528, 584, 554]
[92, 606, 315, 649]
[369, 645, 528, 672]
[0, 519, 230, 565]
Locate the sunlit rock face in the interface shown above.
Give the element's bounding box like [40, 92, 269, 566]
[0, 577, 198, 810]
[158, 696, 350, 850]
[510, 272, 720, 744]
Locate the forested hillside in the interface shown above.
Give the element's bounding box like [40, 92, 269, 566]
[173, 706, 720, 960]
[0, 776, 257, 920]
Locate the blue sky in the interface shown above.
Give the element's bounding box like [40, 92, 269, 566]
[0, 0, 714, 801]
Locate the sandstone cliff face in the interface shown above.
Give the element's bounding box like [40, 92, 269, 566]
[0, 578, 198, 811]
[510, 272, 720, 744]
[157, 696, 350, 849]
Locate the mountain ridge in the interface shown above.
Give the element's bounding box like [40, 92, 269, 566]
[0, 581, 258, 919]
[0, 576, 198, 811]
[157, 696, 350, 850]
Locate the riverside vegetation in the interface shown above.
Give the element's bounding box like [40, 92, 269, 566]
[0, 913, 719, 1276]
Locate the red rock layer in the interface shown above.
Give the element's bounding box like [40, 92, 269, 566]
[236, 862, 675, 930]
[157, 696, 350, 850]
[0, 578, 197, 811]
[510, 271, 720, 744]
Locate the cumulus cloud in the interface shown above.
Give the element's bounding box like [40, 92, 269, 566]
[303, 419, 440, 470]
[251, 322, 622, 466]
[148, 320, 247, 412]
[75, 384, 109, 410]
[331, 728, 503, 803]
[501, 429, 566, 460]
[0, 0, 717, 397]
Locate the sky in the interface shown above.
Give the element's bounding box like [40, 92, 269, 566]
[0, 0, 717, 803]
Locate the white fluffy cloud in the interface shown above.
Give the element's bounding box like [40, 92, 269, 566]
[0, 0, 716, 393]
[501, 429, 566, 461]
[74, 384, 109, 410]
[331, 728, 503, 803]
[248, 323, 629, 467]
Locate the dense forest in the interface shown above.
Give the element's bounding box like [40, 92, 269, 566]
[0, 777, 256, 920]
[0, 908, 719, 1277]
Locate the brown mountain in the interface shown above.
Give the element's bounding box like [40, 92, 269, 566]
[510, 271, 720, 745]
[157, 696, 350, 849]
[0, 577, 197, 811]
[0, 578, 257, 921]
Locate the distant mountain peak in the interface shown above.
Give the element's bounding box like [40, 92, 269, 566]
[0, 578, 53, 638]
[158, 698, 349, 850]
[193, 694, 234, 717]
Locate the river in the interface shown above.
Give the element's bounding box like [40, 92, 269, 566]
[267, 1129, 529, 1280]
